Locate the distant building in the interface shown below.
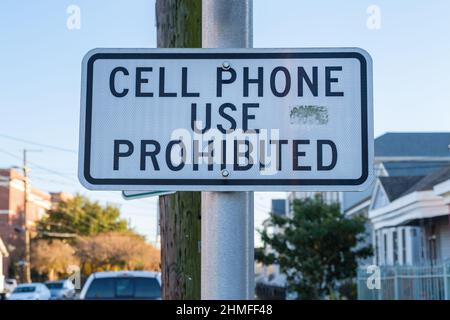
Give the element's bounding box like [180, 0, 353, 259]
[256, 199, 287, 299]
[0, 168, 52, 277]
[50, 192, 73, 208]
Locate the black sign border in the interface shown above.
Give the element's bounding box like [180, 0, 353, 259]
[83, 52, 369, 186]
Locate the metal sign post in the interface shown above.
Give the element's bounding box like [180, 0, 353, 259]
[201, 0, 254, 300]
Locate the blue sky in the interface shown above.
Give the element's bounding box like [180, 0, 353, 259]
[1, 0, 449, 245]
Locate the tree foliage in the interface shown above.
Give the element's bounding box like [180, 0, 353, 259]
[76, 232, 161, 275]
[31, 240, 78, 280]
[256, 196, 372, 300]
[37, 195, 129, 239]
[32, 195, 160, 279]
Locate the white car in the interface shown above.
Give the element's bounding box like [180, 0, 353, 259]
[8, 283, 51, 300]
[79, 271, 161, 300]
[45, 279, 76, 300]
[3, 278, 17, 294]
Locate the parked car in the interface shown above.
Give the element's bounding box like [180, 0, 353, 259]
[3, 278, 18, 294]
[8, 283, 51, 300]
[79, 271, 161, 300]
[45, 280, 76, 300]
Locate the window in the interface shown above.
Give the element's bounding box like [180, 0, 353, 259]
[134, 278, 161, 299]
[393, 231, 398, 264]
[116, 278, 134, 298]
[374, 233, 379, 265]
[13, 286, 36, 293]
[402, 229, 406, 265]
[85, 278, 115, 299]
[85, 277, 161, 300]
[46, 282, 63, 289]
[384, 233, 387, 264]
[428, 225, 438, 263]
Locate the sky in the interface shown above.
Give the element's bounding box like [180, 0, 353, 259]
[0, 0, 449, 246]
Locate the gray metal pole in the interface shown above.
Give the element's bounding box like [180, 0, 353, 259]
[201, 0, 254, 300]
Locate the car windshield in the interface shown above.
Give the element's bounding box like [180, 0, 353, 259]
[13, 286, 36, 293]
[46, 283, 64, 289]
[85, 277, 160, 299]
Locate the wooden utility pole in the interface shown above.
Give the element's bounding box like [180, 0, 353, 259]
[22, 150, 32, 283]
[156, 0, 201, 300]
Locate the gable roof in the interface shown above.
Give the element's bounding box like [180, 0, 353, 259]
[377, 165, 450, 203]
[402, 165, 450, 196]
[375, 132, 450, 158]
[379, 176, 425, 201]
[382, 161, 450, 177]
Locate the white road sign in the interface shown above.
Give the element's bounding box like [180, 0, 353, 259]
[78, 48, 373, 191]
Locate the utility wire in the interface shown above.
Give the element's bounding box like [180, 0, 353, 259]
[0, 133, 77, 153]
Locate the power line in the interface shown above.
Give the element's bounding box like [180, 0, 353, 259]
[30, 175, 78, 187]
[0, 149, 77, 182]
[0, 133, 77, 154]
[0, 150, 150, 234]
[0, 148, 22, 161]
[27, 162, 77, 182]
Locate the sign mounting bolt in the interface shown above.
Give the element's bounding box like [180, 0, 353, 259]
[221, 169, 230, 178]
[222, 61, 231, 70]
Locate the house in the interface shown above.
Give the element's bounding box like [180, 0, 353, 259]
[343, 132, 450, 217]
[370, 166, 450, 265]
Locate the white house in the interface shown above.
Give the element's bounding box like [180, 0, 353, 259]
[369, 166, 450, 265]
[289, 133, 450, 265]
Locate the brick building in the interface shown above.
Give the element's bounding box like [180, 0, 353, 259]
[0, 168, 52, 277]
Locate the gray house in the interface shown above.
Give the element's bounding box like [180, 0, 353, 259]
[343, 132, 450, 266]
[344, 132, 450, 217]
[370, 165, 450, 266]
[287, 132, 450, 264]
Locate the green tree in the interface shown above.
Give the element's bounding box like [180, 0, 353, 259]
[37, 195, 129, 239]
[256, 196, 372, 300]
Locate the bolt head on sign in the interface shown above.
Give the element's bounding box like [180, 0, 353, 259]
[78, 48, 373, 191]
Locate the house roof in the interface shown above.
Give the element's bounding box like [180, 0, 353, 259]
[375, 132, 450, 158]
[402, 165, 450, 196]
[379, 176, 425, 201]
[382, 161, 450, 177]
[377, 165, 450, 203]
[343, 132, 450, 212]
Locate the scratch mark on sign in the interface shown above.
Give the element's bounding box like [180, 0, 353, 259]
[289, 105, 329, 126]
